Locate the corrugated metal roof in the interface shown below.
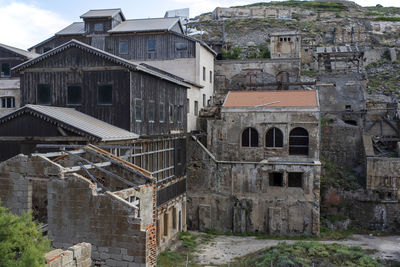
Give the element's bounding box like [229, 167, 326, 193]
[80, 8, 124, 19]
[223, 90, 318, 108]
[316, 46, 363, 54]
[12, 39, 191, 88]
[0, 79, 19, 89]
[0, 43, 39, 59]
[0, 105, 139, 141]
[108, 17, 181, 33]
[56, 22, 85, 36]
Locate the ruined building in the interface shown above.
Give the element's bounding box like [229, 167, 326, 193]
[187, 90, 321, 235]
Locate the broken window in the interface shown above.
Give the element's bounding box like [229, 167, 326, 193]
[344, 120, 357, 126]
[135, 99, 142, 121]
[269, 172, 283, 186]
[288, 172, 303, 188]
[159, 102, 164, 122]
[94, 23, 103, 32]
[37, 84, 51, 105]
[147, 40, 156, 52]
[265, 127, 283, 148]
[289, 127, 309, 155]
[67, 85, 82, 105]
[1, 63, 10, 77]
[98, 84, 112, 105]
[119, 41, 128, 54]
[242, 127, 259, 147]
[148, 101, 155, 122]
[175, 42, 188, 51]
[1, 97, 15, 108]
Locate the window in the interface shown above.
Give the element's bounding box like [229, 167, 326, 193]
[345, 105, 352, 111]
[177, 105, 183, 123]
[148, 101, 155, 122]
[187, 99, 190, 114]
[119, 41, 128, 54]
[67, 85, 82, 105]
[1, 97, 15, 108]
[210, 71, 213, 83]
[280, 37, 283, 42]
[135, 99, 142, 121]
[147, 40, 156, 52]
[37, 84, 51, 105]
[159, 102, 164, 122]
[163, 213, 168, 236]
[265, 127, 283, 148]
[169, 104, 174, 123]
[202, 67, 206, 81]
[98, 84, 112, 105]
[288, 37, 291, 42]
[94, 23, 103, 32]
[1, 63, 10, 77]
[203, 94, 206, 108]
[175, 42, 187, 51]
[289, 127, 309, 155]
[269, 172, 283, 187]
[241, 127, 258, 147]
[172, 207, 177, 229]
[288, 173, 303, 188]
[194, 101, 198, 116]
[43, 47, 52, 53]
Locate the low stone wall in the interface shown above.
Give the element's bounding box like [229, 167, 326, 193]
[45, 243, 91, 267]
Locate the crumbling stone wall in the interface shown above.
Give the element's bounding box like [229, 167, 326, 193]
[45, 243, 92, 267]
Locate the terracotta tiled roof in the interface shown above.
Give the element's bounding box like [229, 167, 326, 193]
[223, 90, 318, 107]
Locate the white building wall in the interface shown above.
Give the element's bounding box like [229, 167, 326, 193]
[0, 78, 20, 117]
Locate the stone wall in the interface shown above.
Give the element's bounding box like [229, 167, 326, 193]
[45, 243, 92, 267]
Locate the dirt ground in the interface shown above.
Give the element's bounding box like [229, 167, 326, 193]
[193, 233, 400, 265]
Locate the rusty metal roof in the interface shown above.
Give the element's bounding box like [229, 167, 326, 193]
[223, 90, 318, 108]
[0, 105, 139, 142]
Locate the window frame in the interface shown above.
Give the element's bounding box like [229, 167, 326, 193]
[147, 40, 156, 53]
[1, 63, 11, 78]
[269, 172, 284, 187]
[0, 96, 15, 108]
[288, 172, 303, 188]
[202, 67, 206, 81]
[194, 101, 199, 116]
[37, 84, 51, 105]
[159, 102, 165, 122]
[67, 84, 82, 106]
[175, 42, 188, 51]
[94, 23, 104, 32]
[265, 127, 284, 148]
[210, 70, 213, 83]
[148, 100, 155, 122]
[241, 127, 259, 147]
[135, 98, 143, 122]
[97, 84, 113, 105]
[119, 40, 129, 55]
[169, 104, 174, 123]
[289, 127, 309, 156]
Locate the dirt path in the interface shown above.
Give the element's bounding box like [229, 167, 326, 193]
[193, 234, 400, 265]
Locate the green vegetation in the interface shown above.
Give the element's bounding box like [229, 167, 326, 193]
[321, 158, 362, 191]
[248, 45, 271, 59]
[0, 202, 50, 267]
[301, 70, 318, 77]
[231, 241, 380, 267]
[221, 46, 242, 60]
[234, 1, 347, 12]
[373, 16, 400, 22]
[366, 60, 400, 95]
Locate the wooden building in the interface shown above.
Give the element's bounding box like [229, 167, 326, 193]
[28, 8, 216, 132]
[0, 43, 38, 116]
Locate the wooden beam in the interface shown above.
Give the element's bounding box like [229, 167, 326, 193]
[33, 149, 85, 158]
[64, 161, 111, 172]
[0, 136, 89, 141]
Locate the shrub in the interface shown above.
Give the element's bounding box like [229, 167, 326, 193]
[222, 46, 242, 60]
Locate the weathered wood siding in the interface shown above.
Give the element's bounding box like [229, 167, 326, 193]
[106, 33, 196, 60]
[84, 19, 112, 35]
[0, 47, 27, 77]
[34, 36, 91, 54]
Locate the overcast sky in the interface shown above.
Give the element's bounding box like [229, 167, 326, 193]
[1, 0, 399, 49]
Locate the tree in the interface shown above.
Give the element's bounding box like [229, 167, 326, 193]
[0, 201, 50, 267]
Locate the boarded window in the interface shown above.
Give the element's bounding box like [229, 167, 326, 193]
[269, 172, 283, 186]
[135, 99, 142, 121]
[266, 127, 283, 147]
[242, 127, 258, 147]
[159, 102, 164, 122]
[289, 127, 309, 155]
[37, 84, 51, 105]
[119, 41, 128, 54]
[148, 101, 155, 122]
[147, 40, 156, 52]
[94, 23, 103, 32]
[98, 85, 112, 105]
[175, 42, 187, 51]
[1, 97, 15, 108]
[67, 85, 82, 105]
[194, 101, 198, 116]
[288, 172, 303, 188]
[1, 63, 10, 77]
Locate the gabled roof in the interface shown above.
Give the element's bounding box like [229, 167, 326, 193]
[223, 90, 318, 108]
[0, 105, 139, 142]
[0, 43, 39, 59]
[56, 22, 85, 36]
[12, 40, 190, 88]
[108, 17, 183, 34]
[80, 8, 125, 20]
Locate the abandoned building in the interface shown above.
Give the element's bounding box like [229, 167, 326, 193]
[270, 31, 301, 59]
[187, 90, 321, 235]
[0, 143, 186, 266]
[27, 8, 216, 132]
[212, 6, 292, 20]
[316, 46, 364, 73]
[0, 43, 38, 116]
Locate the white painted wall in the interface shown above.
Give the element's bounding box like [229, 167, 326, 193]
[0, 78, 20, 117]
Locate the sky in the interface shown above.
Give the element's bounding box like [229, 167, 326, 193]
[1, 0, 400, 50]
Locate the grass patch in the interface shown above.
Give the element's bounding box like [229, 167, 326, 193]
[230, 241, 381, 267]
[373, 16, 400, 22]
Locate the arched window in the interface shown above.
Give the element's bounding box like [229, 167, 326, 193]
[289, 127, 309, 155]
[265, 127, 283, 148]
[242, 128, 258, 147]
